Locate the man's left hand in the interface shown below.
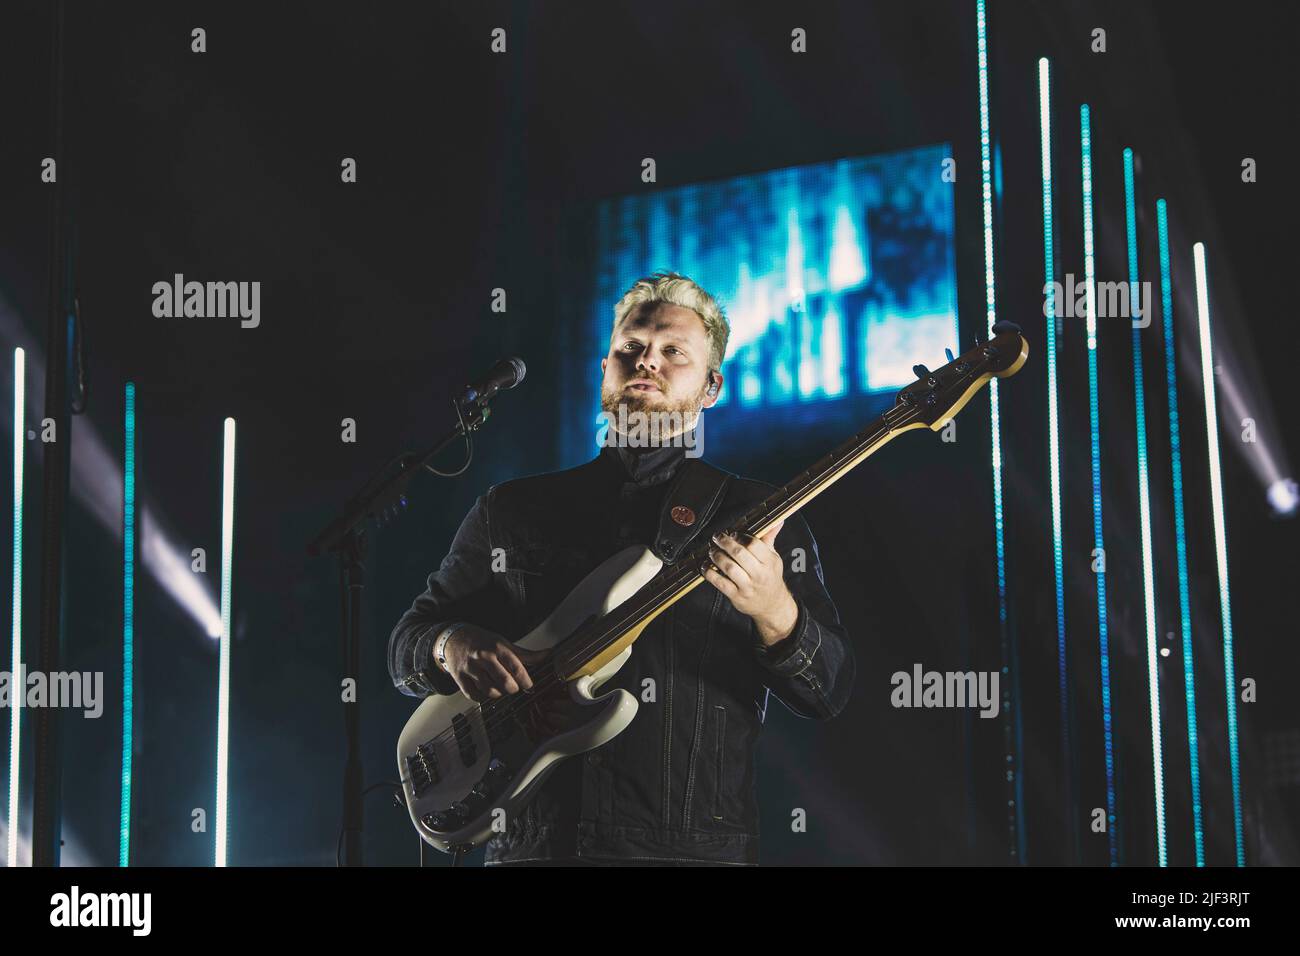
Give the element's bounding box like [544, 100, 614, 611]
[702, 519, 798, 644]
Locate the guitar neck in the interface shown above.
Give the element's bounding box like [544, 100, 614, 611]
[554, 400, 927, 681]
[553, 326, 1028, 681]
[726, 401, 928, 543]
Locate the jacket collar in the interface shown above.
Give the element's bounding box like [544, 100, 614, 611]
[596, 425, 699, 488]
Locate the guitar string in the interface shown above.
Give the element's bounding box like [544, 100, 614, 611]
[409, 401, 930, 769]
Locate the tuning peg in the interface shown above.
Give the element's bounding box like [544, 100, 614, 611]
[944, 348, 955, 363]
[912, 363, 930, 379]
[991, 319, 1022, 337]
[973, 335, 983, 349]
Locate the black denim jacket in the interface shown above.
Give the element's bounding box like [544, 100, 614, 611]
[388, 440, 855, 865]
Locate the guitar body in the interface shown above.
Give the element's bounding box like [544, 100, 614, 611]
[397, 544, 664, 851]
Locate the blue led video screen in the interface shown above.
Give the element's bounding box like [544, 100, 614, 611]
[563, 144, 958, 464]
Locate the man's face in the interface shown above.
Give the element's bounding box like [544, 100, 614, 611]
[600, 302, 722, 441]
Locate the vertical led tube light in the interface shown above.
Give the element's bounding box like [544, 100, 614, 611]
[977, 0, 1023, 861]
[215, 418, 236, 867]
[1038, 58, 1074, 859]
[1123, 150, 1166, 865]
[1191, 243, 1244, 866]
[1081, 105, 1118, 865]
[120, 384, 136, 866]
[1157, 200, 1204, 865]
[7, 349, 24, 868]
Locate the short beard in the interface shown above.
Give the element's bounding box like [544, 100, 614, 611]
[600, 378, 707, 447]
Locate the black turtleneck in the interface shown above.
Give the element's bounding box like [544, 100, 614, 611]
[594, 426, 699, 552]
[598, 423, 699, 484]
[603, 440, 687, 485]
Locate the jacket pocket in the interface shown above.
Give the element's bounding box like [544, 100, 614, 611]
[711, 704, 726, 822]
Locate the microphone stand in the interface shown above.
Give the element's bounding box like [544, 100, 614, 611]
[308, 395, 497, 867]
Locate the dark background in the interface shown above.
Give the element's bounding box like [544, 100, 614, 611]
[0, 0, 1295, 866]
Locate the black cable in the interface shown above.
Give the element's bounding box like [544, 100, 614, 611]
[353, 399, 473, 522]
[70, 292, 87, 414]
[423, 399, 474, 477]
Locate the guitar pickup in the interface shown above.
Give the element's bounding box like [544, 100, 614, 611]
[451, 713, 478, 766]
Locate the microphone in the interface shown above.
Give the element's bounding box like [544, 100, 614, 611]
[459, 357, 526, 407]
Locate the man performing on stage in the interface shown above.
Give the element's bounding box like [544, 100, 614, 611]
[389, 271, 855, 865]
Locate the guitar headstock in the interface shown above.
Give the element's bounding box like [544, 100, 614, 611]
[890, 320, 1029, 431]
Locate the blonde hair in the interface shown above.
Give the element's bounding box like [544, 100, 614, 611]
[611, 271, 730, 372]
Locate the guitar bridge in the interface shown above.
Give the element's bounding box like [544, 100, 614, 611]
[405, 740, 441, 797]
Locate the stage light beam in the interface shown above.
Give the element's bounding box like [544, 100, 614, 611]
[1266, 478, 1297, 516]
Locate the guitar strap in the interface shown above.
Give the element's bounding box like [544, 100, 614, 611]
[651, 457, 733, 566]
